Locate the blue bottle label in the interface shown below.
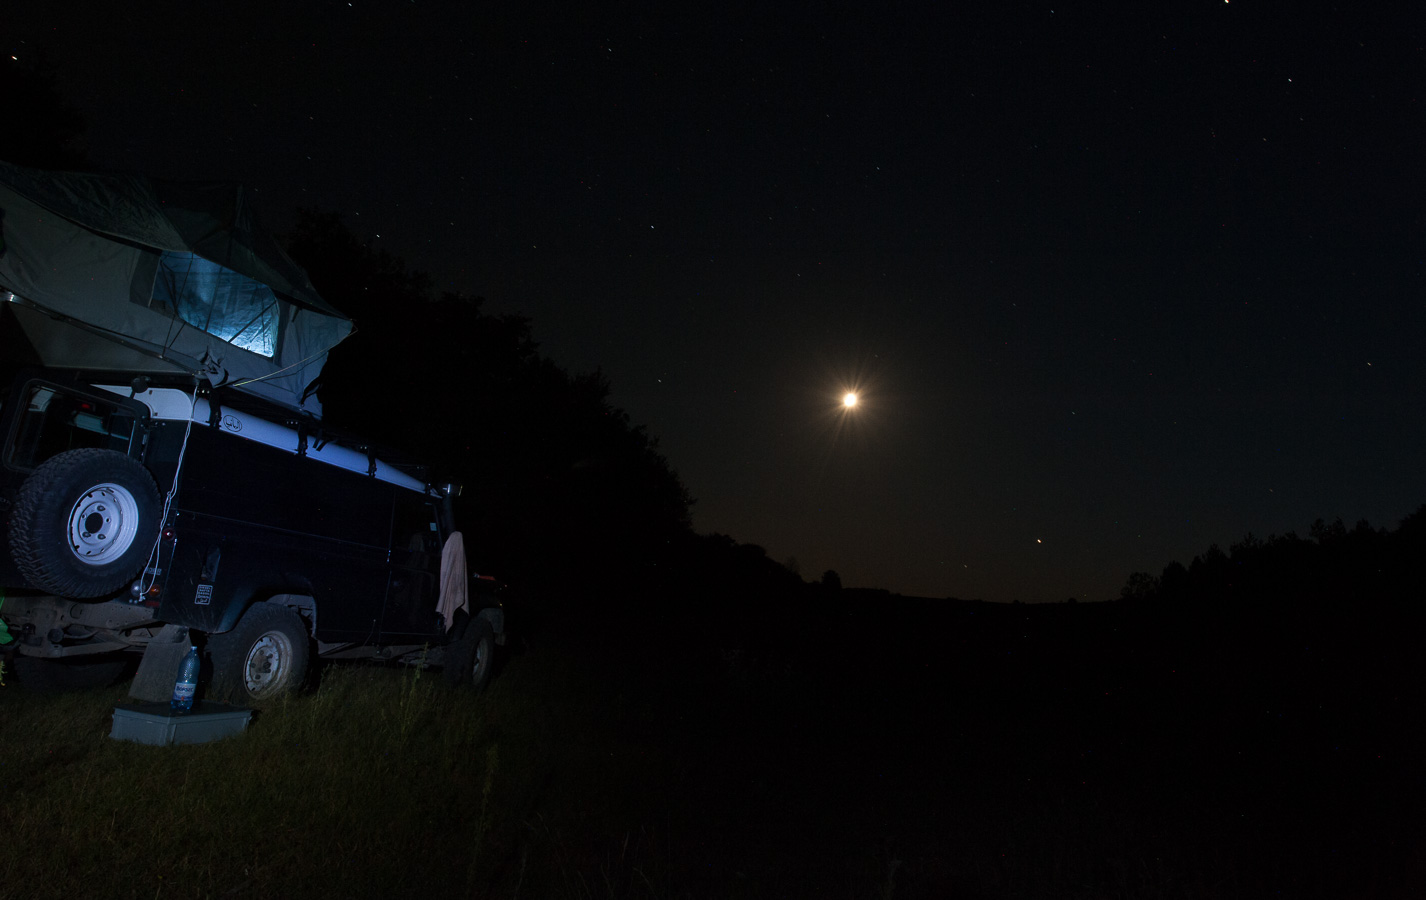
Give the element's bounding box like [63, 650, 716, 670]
[172, 683, 196, 703]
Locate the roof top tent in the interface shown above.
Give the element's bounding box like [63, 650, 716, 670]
[0, 161, 351, 418]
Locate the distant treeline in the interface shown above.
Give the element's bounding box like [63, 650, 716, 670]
[1120, 506, 1426, 609]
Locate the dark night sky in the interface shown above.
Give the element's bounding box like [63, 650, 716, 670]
[9, 1, 1423, 601]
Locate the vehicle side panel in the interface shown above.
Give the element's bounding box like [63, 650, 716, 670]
[155, 423, 401, 641]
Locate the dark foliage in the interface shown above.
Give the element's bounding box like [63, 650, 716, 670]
[515, 501, 1425, 897]
[1121, 506, 1426, 611]
[285, 211, 694, 606]
[1115, 509, 1424, 739]
[1095, 507, 1425, 896]
[1, 56, 88, 169]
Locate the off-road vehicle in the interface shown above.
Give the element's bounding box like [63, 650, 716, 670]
[0, 162, 503, 703]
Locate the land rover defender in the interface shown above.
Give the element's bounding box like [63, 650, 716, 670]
[0, 162, 503, 703]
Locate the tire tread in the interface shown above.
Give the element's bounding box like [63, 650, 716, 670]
[207, 604, 311, 704]
[10, 448, 160, 598]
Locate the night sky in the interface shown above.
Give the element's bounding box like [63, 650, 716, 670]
[9, 1, 1422, 602]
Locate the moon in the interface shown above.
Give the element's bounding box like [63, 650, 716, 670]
[843, 392, 858, 408]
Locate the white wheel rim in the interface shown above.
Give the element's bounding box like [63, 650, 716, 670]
[472, 638, 488, 680]
[66, 482, 141, 566]
[243, 631, 293, 696]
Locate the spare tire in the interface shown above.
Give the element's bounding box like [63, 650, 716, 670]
[10, 449, 161, 598]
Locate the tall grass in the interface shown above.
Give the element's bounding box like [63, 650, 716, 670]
[0, 662, 500, 898]
[0, 636, 700, 900]
[1, 611, 1417, 899]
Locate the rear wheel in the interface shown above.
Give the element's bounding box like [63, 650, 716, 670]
[444, 617, 495, 690]
[208, 604, 310, 704]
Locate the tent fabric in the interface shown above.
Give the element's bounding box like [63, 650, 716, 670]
[0, 161, 351, 416]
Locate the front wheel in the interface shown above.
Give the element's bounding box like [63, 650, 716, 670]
[208, 604, 310, 704]
[443, 618, 495, 690]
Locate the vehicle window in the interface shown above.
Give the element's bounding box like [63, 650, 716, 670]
[383, 493, 444, 637]
[5, 384, 139, 470]
[391, 495, 442, 556]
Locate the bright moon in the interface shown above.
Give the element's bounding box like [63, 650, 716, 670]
[843, 392, 858, 408]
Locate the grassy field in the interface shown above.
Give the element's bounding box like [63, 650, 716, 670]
[1, 597, 1420, 899]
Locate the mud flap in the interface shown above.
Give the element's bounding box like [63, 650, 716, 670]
[129, 625, 192, 702]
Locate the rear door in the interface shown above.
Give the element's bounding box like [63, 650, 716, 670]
[2, 377, 147, 474]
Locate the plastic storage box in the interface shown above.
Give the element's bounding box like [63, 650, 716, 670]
[110, 701, 253, 746]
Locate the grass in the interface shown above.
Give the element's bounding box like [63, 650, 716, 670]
[2, 664, 482, 898]
[0, 601, 1420, 899]
[0, 632, 698, 900]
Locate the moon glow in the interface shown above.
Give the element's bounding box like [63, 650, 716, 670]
[843, 392, 858, 408]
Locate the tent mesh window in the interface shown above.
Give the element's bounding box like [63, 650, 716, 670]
[152, 251, 281, 358]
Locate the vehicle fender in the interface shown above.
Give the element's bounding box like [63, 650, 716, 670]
[214, 593, 316, 635]
[475, 606, 504, 643]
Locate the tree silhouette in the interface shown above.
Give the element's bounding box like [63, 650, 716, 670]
[1, 56, 88, 169]
[1119, 571, 1159, 602]
[1119, 506, 1426, 611]
[284, 211, 693, 603]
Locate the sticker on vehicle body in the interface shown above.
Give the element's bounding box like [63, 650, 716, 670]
[195, 584, 214, 605]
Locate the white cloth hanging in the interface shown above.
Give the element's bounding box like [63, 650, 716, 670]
[437, 531, 469, 632]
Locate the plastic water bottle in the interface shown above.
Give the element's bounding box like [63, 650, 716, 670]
[170, 645, 200, 714]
